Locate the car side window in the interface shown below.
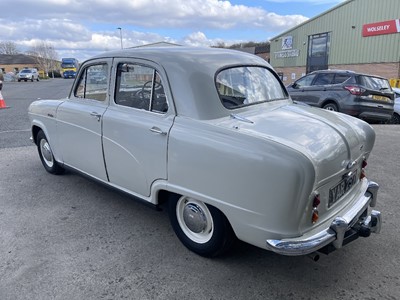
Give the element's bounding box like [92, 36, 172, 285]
[333, 74, 352, 84]
[74, 64, 108, 101]
[313, 73, 335, 85]
[294, 74, 316, 88]
[114, 63, 168, 113]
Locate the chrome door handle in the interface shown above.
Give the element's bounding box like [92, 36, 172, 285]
[90, 112, 101, 121]
[150, 127, 167, 135]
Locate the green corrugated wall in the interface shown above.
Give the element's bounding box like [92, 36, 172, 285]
[271, 0, 400, 67]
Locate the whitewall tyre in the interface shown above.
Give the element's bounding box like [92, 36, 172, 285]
[168, 194, 235, 257]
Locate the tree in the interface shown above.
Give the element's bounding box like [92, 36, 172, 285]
[28, 41, 59, 78]
[212, 41, 270, 51]
[0, 41, 19, 54]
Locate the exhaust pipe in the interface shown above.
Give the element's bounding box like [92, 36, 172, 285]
[307, 252, 320, 262]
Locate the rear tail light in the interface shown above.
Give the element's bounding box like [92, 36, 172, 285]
[362, 160, 367, 168]
[360, 158, 367, 179]
[311, 194, 320, 224]
[344, 85, 365, 95]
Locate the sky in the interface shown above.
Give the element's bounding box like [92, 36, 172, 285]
[0, 0, 345, 62]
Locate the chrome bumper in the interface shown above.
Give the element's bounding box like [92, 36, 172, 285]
[266, 181, 381, 256]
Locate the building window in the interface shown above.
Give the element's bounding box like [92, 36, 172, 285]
[307, 32, 331, 73]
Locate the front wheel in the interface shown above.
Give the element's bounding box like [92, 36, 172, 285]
[168, 195, 235, 257]
[36, 130, 64, 174]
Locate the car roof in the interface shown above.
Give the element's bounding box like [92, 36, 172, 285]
[309, 69, 387, 80]
[86, 47, 273, 119]
[90, 46, 263, 64]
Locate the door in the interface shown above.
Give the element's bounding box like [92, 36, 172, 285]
[306, 32, 330, 74]
[102, 60, 174, 197]
[289, 73, 317, 103]
[56, 61, 111, 181]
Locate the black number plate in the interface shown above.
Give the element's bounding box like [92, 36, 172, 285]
[329, 171, 358, 208]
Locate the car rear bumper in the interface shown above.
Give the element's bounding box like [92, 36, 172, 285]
[265, 181, 381, 256]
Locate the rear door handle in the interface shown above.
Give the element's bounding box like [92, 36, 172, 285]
[150, 127, 167, 135]
[90, 112, 101, 121]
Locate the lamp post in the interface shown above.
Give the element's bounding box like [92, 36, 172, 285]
[117, 27, 123, 49]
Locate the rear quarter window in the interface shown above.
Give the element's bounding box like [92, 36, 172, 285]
[216, 66, 287, 109]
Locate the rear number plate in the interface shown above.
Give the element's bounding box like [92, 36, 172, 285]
[372, 95, 390, 102]
[329, 171, 358, 207]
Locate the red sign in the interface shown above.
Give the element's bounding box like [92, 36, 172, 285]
[362, 19, 400, 37]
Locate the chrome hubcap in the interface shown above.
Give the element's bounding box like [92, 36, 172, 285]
[40, 139, 54, 168]
[176, 197, 213, 244]
[183, 203, 207, 233]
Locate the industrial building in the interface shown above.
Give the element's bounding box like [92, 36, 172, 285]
[270, 0, 400, 86]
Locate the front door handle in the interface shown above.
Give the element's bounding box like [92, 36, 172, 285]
[90, 112, 101, 121]
[150, 127, 167, 135]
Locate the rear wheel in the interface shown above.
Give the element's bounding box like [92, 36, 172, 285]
[388, 113, 400, 124]
[323, 103, 338, 111]
[36, 130, 64, 174]
[168, 195, 235, 257]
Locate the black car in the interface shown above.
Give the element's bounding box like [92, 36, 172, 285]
[286, 70, 394, 122]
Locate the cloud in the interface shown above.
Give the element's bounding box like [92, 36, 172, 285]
[0, 0, 310, 61]
[2, 0, 308, 31]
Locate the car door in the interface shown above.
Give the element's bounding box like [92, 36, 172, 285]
[306, 73, 336, 106]
[56, 60, 112, 181]
[287, 73, 316, 103]
[102, 59, 174, 197]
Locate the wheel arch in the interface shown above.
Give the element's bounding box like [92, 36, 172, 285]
[155, 187, 236, 235]
[165, 190, 237, 256]
[31, 125, 42, 145]
[30, 123, 62, 163]
[321, 99, 340, 110]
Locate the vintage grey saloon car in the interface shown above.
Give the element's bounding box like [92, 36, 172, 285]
[28, 47, 381, 258]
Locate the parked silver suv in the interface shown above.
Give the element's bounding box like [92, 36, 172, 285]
[17, 68, 39, 82]
[286, 70, 394, 122]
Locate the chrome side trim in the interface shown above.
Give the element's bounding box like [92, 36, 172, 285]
[230, 113, 254, 124]
[266, 181, 381, 256]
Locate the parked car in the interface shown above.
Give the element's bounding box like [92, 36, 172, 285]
[387, 87, 400, 124]
[18, 68, 39, 82]
[28, 47, 381, 258]
[286, 69, 394, 122]
[3, 72, 17, 82]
